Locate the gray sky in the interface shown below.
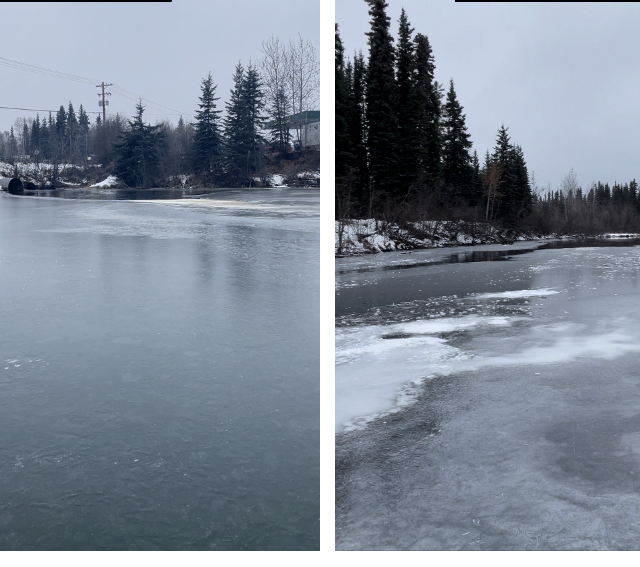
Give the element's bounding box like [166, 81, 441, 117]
[1, 1, 318, 130]
[336, 0, 640, 192]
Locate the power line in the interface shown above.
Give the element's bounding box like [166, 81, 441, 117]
[0, 56, 194, 118]
[0, 105, 100, 114]
[111, 84, 191, 116]
[0, 56, 98, 85]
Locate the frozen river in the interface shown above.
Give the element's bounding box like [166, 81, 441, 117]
[336, 238, 640, 550]
[0, 187, 319, 550]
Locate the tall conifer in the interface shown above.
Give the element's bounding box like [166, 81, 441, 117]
[113, 102, 165, 187]
[395, 9, 416, 189]
[67, 102, 77, 158]
[412, 33, 441, 183]
[442, 79, 473, 202]
[56, 106, 66, 158]
[224, 62, 247, 185]
[335, 24, 352, 182]
[192, 72, 222, 178]
[365, 0, 399, 200]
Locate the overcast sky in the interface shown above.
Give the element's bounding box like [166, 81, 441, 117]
[1, 1, 318, 131]
[336, 0, 640, 191]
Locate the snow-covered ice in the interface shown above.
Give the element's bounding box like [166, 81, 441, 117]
[472, 288, 559, 300]
[336, 244, 640, 432]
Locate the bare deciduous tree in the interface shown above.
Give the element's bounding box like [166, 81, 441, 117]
[284, 34, 319, 148]
[260, 36, 288, 106]
[485, 162, 503, 222]
[260, 34, 319, 150]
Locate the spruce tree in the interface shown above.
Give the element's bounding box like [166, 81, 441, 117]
[241, 64, 266, 176]
[22, 121, 30, 157]
[511, 144, 532, 220]
[67, 102, 77, 158]
[224, 63, 246, 184]
[78, 104, 90, 132]
[490, 126, 513, 220]
[78, 104, 90, 157]
[31, 114, 41, 155]
[335, 24, 352, 181]
[113, 102, 165, 187]
[268, 86, 290, 155]
[350, 51, 368, 208]
[412, 33, 441, 184]
[395, 8, 416, 190]
[336, 24, 356, 218]
[175, 116, 192, 173]
[223, 62, 266, 186]
[470, 149, 482, 205]
[441, 79, 473, 203]
[365, 0, 399, 201]
[40, 114, 50, 159]
[491, 125, 532, 223]
[56, 106, 66, 158]
[192, 72, 222, 178]
[8, 127, 17, 158]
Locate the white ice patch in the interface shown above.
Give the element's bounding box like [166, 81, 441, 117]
[472, 288, 559, 300]
[336, 315, 640, 432]
[336, 315, 513, 430]
[482, 329, 640, 366]
[132, 199, 278, 210]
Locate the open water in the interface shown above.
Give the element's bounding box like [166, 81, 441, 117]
[0, 187, 319, 550]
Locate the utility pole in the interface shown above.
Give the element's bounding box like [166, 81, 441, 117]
[96, 82, 113, 125]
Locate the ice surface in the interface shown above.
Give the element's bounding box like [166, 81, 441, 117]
[336, 314, 640, 431]
[337, 242, 640, 550]
[336, 244, 640, 431]
[336, 315, 514, 430]
[472, 288, 559, 299]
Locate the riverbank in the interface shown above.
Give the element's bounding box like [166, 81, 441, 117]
[0, 160, 320, 190]
[335, 218, 640, 256]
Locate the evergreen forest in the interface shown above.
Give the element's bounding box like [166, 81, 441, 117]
[0, 36, 319, 189]
[336, 0, 640, 236]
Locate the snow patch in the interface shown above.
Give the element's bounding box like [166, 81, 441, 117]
[90, 175, 118, 188]
[270, 174, 287, 187]
[473, 288, 560, 300]
[336, 315, 516, 430]
[336, 313, 640, 431]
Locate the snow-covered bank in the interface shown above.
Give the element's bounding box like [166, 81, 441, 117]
[335, 218, 640, 256]
[89, 175, 118, 188]
[0, 160, 102, 188]
[1, 160, 319, 190]
[266, 170, 320, 188]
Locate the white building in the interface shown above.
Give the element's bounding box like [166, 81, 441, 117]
[289, 111, 320, 150]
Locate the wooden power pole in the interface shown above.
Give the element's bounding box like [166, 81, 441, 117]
[96, 82, 113, 124]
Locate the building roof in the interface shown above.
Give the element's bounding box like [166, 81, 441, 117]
[288, 110, 320, 124]
[263, 110, 320, 130]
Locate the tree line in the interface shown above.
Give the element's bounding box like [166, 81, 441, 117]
[336, 0, 640, 234]
[0, 34, 319, 188]
[528, 173, 640, 234]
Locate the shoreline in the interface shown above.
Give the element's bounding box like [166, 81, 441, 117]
[335, 218, 640, 257]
